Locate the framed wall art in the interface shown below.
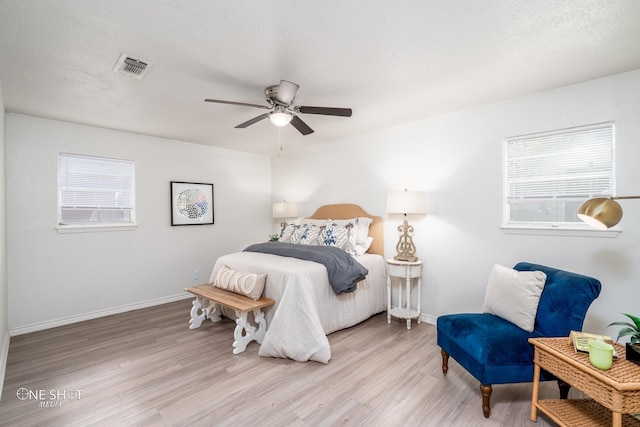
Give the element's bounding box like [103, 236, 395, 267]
[170, 181, 214, 226]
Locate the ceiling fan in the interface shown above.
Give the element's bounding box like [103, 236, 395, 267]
[204, 80, 352, 135]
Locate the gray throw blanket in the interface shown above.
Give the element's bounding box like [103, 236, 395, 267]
[243, 242, 369, 294]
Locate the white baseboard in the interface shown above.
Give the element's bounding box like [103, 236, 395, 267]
[0, 328, 9, 401]
[420, 313, 437, 325]
[9, 293, 193, 336]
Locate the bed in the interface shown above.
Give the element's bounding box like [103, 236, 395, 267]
[208, 203, 387, 363]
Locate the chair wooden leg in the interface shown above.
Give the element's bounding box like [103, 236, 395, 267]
[558, 379, 571, 399]
[480, 384, 492, 418]
[440, 349, 449, 375]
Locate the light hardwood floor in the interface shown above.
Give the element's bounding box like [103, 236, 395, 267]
[0, 299, 567, 426]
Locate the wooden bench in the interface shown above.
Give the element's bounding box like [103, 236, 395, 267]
[185, 284, 275, 354]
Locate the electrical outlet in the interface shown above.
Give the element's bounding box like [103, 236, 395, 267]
[193, 270, 200, 280]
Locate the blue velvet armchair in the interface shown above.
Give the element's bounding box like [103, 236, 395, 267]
[436, 262, 601, 418]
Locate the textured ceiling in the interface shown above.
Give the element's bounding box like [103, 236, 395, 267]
[1, 1, 640, 155]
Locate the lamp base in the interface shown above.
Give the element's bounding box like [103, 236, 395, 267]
[394, 254, 418, 262]
[394, 218, 419, 263]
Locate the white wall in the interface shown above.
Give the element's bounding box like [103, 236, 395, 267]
[5, 114, 271, 333]
[272, 70, 640, 335]
[4, 71, 639, 339]
[0, 81, 8, 396]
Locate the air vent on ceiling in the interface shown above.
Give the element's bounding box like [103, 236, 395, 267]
[113, 53, 152, 80]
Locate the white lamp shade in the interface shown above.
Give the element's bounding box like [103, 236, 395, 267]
[272, 201, 298, 218]
[386, 191, 427, 214]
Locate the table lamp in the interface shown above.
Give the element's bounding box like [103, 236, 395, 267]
[387, 189, 427, 262]
[272, 201, 298, 230]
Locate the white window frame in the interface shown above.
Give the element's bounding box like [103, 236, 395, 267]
[57, 153, 137, 233]
[502, 122, 619, 237]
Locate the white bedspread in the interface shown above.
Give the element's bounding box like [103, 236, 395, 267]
[209, 252, 387, 363]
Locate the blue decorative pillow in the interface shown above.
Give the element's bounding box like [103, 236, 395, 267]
[297, 224, 321, 245]
[326, 217, 372, 245]
[291, 224, 306, 244]
[323, 221, 357, 255]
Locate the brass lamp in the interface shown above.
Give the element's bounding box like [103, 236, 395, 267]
[577, 196, 640, 229]
[272, 201, 298, 230]
[387, 189, 427, 262]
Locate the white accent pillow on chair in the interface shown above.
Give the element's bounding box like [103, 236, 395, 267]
[482, 264, 547, 332]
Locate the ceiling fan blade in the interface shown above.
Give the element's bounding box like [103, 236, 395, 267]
[290, 115, 314, 135]
[235, 113, 270, 128]
[205, 99, 269, 109]
[276, 80, 299, 105]
[296, 106, 352, 117]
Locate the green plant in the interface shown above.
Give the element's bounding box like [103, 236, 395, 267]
[268, 234, 279, 242]
[608, 313, 640, 345]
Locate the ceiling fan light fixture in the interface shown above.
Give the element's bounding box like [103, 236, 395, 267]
[269, 109, 293, 127]
[204, 80, 351, 135]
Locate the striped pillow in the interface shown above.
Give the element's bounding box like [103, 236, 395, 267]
[278, 223, 298, 243]
[297, 224, 322, 245]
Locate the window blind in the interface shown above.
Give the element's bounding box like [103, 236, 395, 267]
[505, 123, 614, 225]
[58, 153, 135, 225]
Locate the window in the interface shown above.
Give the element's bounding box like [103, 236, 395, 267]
[504, 123, 614, 229]
[58, 153, 135, 228]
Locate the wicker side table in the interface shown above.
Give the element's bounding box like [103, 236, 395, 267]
[529, 337, 640, 427]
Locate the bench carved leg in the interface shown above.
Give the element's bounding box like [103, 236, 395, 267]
[208, 302, 222, 323]
[233, 311, 257, 354]
[231, 308, 268, 354]
[253, 308, 267, 344]
[189, 297, 221, 329]
[189, 296, 206, 329]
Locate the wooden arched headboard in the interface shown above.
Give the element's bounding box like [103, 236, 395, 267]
[308, 204, 384, 256]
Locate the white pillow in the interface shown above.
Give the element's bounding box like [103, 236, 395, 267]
[355, 236, 374, 256]
[482, 264, 546, 332]
[355, 217, 373, 245]
[214, 265, 267, 300]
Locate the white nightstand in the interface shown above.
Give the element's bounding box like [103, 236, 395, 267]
[386, 259, 423, 330]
